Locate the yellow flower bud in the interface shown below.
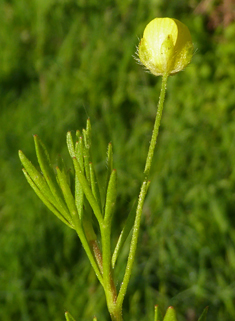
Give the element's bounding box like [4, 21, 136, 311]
[138, 17, 193, 76]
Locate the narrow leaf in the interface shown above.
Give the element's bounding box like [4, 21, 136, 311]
[82, 120, 92, 183]
[56, 167, 80, 228]
[83, 214, 98, 242]
[74, 137, 84, 219]
[65, 311, 76, 321]
[83, 118, 92, 149]
[163, 307, 178, 321]
[19, 150, 73, 226]
[112, 201, 136, 268]
[107, 143, 113, 173]
[198, 307, 208, 321]
[89, 162, 102, 212]
[22, 169, 73, 228]
[75, 129, 81, 140]
[75, 137, 84, 169]
[104, 169, 117, 226]
[86, 118, 92, 145]
[19, 150, 55, 203]
[34, 135, 69, 218]
[154, 305, 159, 321]
[75, 177, 84, 220]
[73, 157, 103, 226]
[56, 154, 71, 187]
[105, 143, 113, 190]
[82, 128, 91, 184]
[83, 154, 91, 184]
[66, 131, 76, 158]
[154, 305, 163, 321]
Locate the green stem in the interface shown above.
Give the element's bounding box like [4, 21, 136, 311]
[75, 225, 104, 287]
[144, 73, 168, 177]
[116, 73, 169, 310]
[101, 223, 122, 321]
[101, 225, 113, 296]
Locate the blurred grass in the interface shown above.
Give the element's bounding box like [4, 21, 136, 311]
[1, 0, 235, 320]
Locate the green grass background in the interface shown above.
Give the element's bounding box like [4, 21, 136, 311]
[1, 0, 235, 320]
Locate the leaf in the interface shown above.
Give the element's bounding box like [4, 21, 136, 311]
[106, 143, 113, 174]
[75, 137, 85, 219]
[82, 119, 92, 184]
[89, 162, 102, 212]
[104, 169, 117, 226]
[83, 153, 91, 185]
[198, 307, 208, 321]
[66, 131, 76, 158]
[19, 150, 73, 228]
[56, 166, 80, 228]
[19, 150, 54, 202]
[163, 306, 178, 321]
[154, 305, 161, 321]
[111, 201, 136, 268]
[75, 137, 84, 170]
[105, 143, 113, 192]
[34, 135, 69, 218]
[65, 311, 76, 321]
[66, 132, 84, 219]
[22, 169, 73, 228]
[83, 118, 92, 149]
[73, 157, 103, 226]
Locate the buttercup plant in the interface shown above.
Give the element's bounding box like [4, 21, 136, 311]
[19, 18, 206, 321]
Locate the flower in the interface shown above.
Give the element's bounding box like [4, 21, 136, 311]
[138, 17, 193, 76]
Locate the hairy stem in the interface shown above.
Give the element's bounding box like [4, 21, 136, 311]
[116, 73, 169, 311]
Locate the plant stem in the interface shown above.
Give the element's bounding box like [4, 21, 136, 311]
[75, 227, 104, 287]
[101, 224, 123, 321]
[116, 73, 169, 311]
[144, 73, 169, 178]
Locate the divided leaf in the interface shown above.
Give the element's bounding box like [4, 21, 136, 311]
[34, 135, 69, 218]
[19, 149, 73, 228]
